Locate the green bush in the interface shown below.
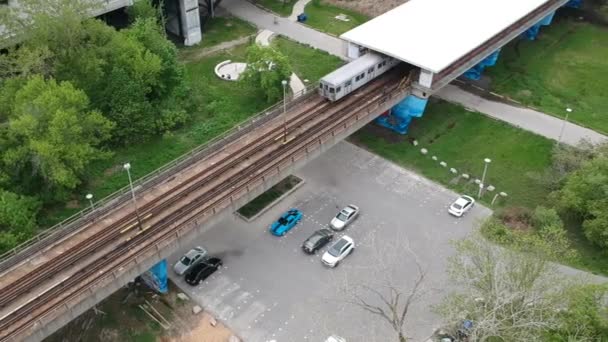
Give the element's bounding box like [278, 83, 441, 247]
[531, 206, 563, 229]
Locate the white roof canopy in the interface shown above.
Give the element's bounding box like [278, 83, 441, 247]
[340, 0, 550, 73]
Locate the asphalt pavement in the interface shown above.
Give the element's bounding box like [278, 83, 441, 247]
[168, 142, 492, 341]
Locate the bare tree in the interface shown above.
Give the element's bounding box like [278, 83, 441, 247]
[326, 227, 431, 342]
[348, 262, 426, 342]
[435, 232, 573, 342]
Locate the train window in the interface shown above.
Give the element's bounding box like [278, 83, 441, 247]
[336, 87, 341, 93]
[324, 84, 328, 90]
[345, 81, 351, 86]
[358, 73, 364, 80]
[368, 68, 374, 74]
[329, 87, 335, 93]
[319, 83, 323, 89]
[377, 63, 383, 69]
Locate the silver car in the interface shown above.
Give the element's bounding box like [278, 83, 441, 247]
[448, 195, 475, 217]
[329, 204, 359, 231]
[174, 246, 208, 275]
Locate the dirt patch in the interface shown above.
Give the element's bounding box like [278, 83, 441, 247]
[498, 207, 533, 232]
[65, 200, 80, 209]
[47, 281, 237, 342]
[324, 0, 408, 17]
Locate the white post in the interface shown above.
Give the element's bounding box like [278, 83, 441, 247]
[123, 163, 143, 230]
[478, 158, 492, 198]
[557, 107, 572, 145]
[86, 193, 94, 211]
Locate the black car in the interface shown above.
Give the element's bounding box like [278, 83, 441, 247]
[185, 257, 222, 286]
[302, 229, 334, 254]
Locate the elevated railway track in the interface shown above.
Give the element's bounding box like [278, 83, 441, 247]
[0, 66, 413, 342]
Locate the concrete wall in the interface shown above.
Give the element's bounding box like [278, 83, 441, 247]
[22, 89, 412, 342]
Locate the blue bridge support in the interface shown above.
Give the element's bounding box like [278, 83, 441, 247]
[523, 11, 556, 40]
[375, 95, 428, 134]
[140, 259, 169, 293]
[463, 49, 501, 80]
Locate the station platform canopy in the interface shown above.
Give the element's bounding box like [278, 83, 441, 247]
[340, 0, 550, 73]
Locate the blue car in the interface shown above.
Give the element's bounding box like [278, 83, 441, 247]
[269, 209, 303, 236]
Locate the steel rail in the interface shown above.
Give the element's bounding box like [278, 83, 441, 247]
[0, 72, 405, 341]
[0, 96, 330, 308]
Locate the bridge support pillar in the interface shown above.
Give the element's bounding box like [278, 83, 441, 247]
[375, 95, 428, 135]
[522, 11, 556, 40]
[463, 49, 501, 81]
[565, 0, 582, 8]
[168, 0, 202, 46]
[140, 259, 169, 293]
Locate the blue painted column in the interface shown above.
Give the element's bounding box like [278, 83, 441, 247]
[565, 0, 582, 8]
[375, 95, 428, 135]
[522, 11, 556, 40]
[141, 259, 169, 293]
[463, 49, 501, 80]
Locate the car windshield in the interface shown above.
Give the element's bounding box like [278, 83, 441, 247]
[278, 217, 288, 225]
[336, 212, 348, 221]
[180, 256, 192, 265]
[306, 235, 322, 245]
[329, 240, 347, 257]
[453, 203, 463, 210]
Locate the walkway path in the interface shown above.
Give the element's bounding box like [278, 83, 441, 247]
[224, 0, 607, 146]
[255, 29, 307, 96]
[220, 0, 347, 59]
[288, 0, 313, 21]
[436, 84, 607, 146]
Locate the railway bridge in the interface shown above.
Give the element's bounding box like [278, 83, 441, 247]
[0, 0, 577, 340]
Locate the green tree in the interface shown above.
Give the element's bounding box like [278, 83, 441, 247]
[1, 76, 113, 197]
[243, 44, 292, 102]
[553, 156, 608, 248]
[546, 284, 608, 341]
[0, 189, 40, 254]
[436, 233, 570, 341]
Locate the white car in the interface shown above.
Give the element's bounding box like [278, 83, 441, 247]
[325, 335, 346, 342]
[322, 235, 354, 267]
[329, 204, 359, 231]
[173, 246, 208, 275]
[448, 195, 475, 217]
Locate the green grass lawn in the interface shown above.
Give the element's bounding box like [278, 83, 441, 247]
[255, 0, 297, 16]
[486, 19, 608, 134]
[351, 100, 554, 209]
[564, 218, 608, 275]
[303, 0, 369, 36]
[272, 36, 343, 82]
[179, 16, 255, 56]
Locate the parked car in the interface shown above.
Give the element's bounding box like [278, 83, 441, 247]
[302, 229, 334, 254]
[269, 209, 303, 236]
[173, 246, 208, 275]
[322, 235, 354, 267]
[448, 195, 475, 217]
[325, 335, 347, 342]
[329, 204, 359, 231]
[185, 257, 222, 286]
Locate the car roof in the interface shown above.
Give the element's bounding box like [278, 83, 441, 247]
[185, 249, 202, 257]
[339, 235, 353, 243]
[455, 196, 472, 205]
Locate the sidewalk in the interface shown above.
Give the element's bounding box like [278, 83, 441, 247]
[219, 0, 347, 59]
[436, 84, 607, 146]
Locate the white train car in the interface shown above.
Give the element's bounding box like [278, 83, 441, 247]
[319, 52, 399, 102]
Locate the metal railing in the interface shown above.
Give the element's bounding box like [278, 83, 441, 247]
[0, 85, 318, 272]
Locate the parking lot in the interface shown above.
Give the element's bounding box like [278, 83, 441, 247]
[168, 142, 492, 342]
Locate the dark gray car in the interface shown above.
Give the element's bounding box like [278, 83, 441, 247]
[302, 229, 334, 254]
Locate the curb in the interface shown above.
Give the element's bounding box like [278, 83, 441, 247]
[235, 177, 305, 222]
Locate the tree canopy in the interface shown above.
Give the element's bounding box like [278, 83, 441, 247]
[243, 44, 293, 103]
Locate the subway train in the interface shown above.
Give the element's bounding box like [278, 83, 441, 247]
[318, 52, 399, 101]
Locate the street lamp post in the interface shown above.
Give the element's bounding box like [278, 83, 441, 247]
[282, 79, 288, 143]
[557, 107, 572, 145]
[478, 158, 492, 198]
[123, 162, 143, 230]
[85, 193, 94, 211]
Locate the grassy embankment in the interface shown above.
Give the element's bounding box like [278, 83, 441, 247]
[255, 0, 298, 16]
[41, 21, 343, 227]
[303, 0, 369, 36]
[353, 100, 608, 275]
[487, 19, 608, 134]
